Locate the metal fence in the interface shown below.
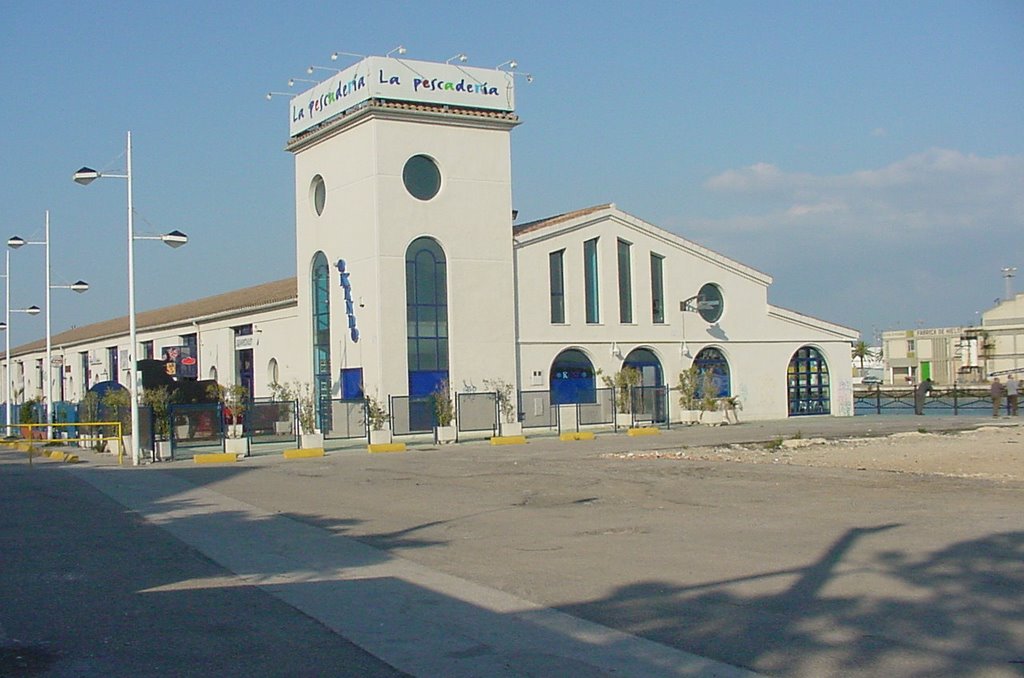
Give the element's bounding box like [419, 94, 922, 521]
[519, 390, 556, 430]
[855, 386, 995, 416]
[169, 403, 224, 454]
[457, 392, 498, 433]
[390, 395, 433, 436]
[324, 398, 367, 440]
[630, 385, 669, 425]
[247, 399, 298, 447]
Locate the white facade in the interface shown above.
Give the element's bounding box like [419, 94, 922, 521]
[289, 101, 520, 404]
[514, 205, 858, 419]
[4, 55, 860, 425]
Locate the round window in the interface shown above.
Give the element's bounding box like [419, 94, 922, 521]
[310, 175, 326, 216]
[696, 283, 724, 323]
[403, 155, 441, 201]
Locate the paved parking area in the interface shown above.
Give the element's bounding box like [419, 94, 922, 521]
[5, 415, 1023, 676]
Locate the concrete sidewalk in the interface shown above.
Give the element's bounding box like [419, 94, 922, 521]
[70, 463, 760, 678]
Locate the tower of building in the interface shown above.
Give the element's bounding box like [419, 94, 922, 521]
[285, 55, 520, 428]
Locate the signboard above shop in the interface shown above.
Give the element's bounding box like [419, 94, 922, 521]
[288, 56, 516, 137]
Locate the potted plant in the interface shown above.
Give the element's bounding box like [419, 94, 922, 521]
[77, 391, 101, 450]
[720, 395, 741, 425]
[269, 381, 296, 435]
[675, 366, 701, 425]
[142, 386, 174, 460]
[293, 381, 323, 449]
[19, 396, 42, 440]
[484, 378, 521, 436]
[602, 367, 641, 428]
[101, 388, 132, 456]
[212, 383, 251, 456]
[431, 380, 456, 444]
[365, 392, 391, 445]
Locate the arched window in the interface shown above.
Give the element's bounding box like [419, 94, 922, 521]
[406, 237, 448, 397]
[623, 347, 665, 423]
[550, 349, 596, 405]
[311, 252, 332, 432]
[788, 346, 830, 415]
[267, 358, 279, 386]
[693, 347, 731, 398]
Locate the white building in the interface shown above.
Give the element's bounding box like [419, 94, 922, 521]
[4, 54, 857, 428]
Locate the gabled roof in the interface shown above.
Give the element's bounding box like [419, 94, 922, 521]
[513, 203, 615, 236]
[13, 277, 297, 355]
[514, 202, 772, 286]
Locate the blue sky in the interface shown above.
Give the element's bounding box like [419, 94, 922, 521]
[1, 1, 1021, 347]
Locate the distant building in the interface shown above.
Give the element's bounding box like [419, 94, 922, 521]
[882, 327, 972, 385]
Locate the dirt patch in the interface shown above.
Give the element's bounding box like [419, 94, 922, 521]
[604, 425, 1024, 483]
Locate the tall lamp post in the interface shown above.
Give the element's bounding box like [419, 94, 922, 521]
[0, 250, 41, 435]
[8, 210, 89, 440]
[73, 131, 188, 466]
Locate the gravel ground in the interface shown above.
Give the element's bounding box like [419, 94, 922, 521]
[604, 424, 1024, 483]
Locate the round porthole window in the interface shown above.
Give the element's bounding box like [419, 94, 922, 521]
[696, 283, 724, 323]
[310, 175, 326, 216]
[402, 155, 441, 201]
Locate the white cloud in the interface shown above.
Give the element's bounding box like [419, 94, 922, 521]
[696, 148, 1024, 237]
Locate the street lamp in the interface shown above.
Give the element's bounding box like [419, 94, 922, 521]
[0, 250, 41, 435]
[73, 131, 189, 465]
[8, 210, 89, 439]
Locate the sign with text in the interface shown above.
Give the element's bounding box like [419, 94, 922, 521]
[289, 56, 515, 137]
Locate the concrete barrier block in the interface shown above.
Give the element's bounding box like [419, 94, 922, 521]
[283, 448, 325, 459]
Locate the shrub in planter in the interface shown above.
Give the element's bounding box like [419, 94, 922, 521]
[484, 378, 521, 436]
[20, 396, 42, 439]
[431, 380, 456, 443]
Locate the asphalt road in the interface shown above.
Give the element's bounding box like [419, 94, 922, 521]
[3, 415, 1022, 677]
[0, 453, 407, 678]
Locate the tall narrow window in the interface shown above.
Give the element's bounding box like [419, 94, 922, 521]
[107, 347, 119, 384]
[406, 237, 449, 397]
[617, 239, 633, 323]
[549, 250, 565, 324]
[650, 253, 665, 324]
[311, 252, 332, 432]
[584, 238, 600, 324]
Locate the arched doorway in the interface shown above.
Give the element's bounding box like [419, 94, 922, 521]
[788, 346, 830, 415]
[550, 349, 596, 404]
[623, 347, 665, 422]
[693, 347, 731, 398]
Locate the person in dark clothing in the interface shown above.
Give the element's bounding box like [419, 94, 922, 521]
[914, 378, 935, 415]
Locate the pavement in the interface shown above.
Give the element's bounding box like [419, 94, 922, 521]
[2, 415, 1022, 677]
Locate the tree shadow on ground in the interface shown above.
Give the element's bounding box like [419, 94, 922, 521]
[561, 526, 1024, 676]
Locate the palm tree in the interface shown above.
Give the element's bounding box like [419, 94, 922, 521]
[852, 340, 875, 374]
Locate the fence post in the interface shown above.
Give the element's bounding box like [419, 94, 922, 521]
[875, 385, 881, 414]
[953, 382, 959, 415]
[665, 386, 671, 430]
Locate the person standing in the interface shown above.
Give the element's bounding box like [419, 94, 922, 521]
[1006, 375, 1019, 416]
[991, 377, 1005, 417]
[914, 378, 934, 415]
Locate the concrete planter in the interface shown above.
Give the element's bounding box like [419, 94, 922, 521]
[615, 413, 633, 428]
[678, 410, 700, 426]
[155, 440, 173, 461]
[498, 421, 522, 437]
[369, 428, 393, 446]
[434, 425, 456, 444]
[225, 437, 250, 456]
[300, 432, 324, 449]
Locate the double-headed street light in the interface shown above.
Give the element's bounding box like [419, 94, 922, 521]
[0, 250, 41, 436]
[73, 131, 188, 466]
[8, 210, 89, 439]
